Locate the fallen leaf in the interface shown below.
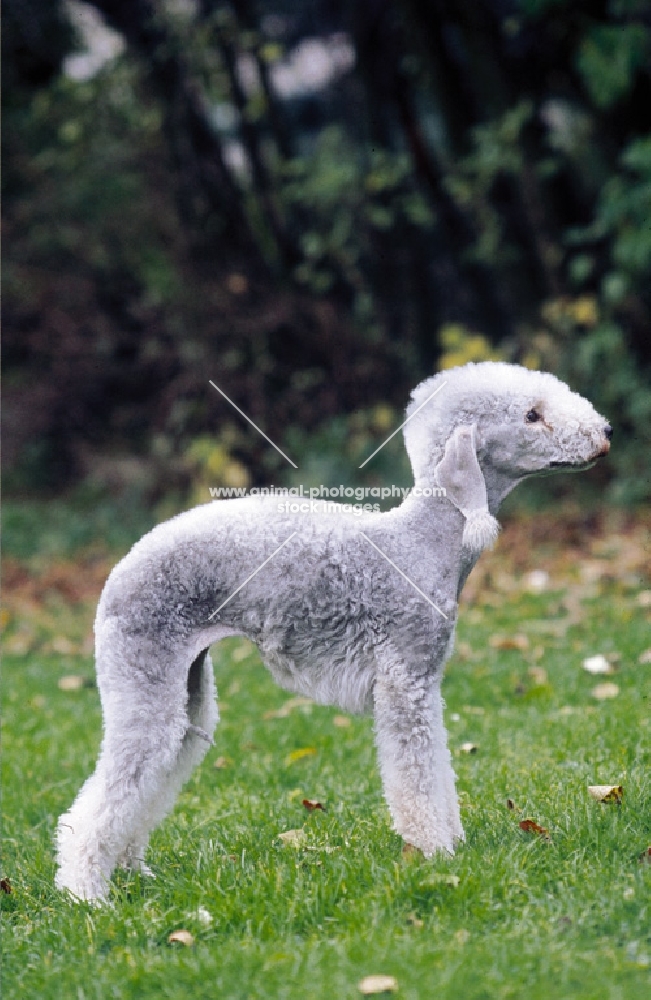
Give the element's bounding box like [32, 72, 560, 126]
[519, 819, 551, 841]
[638, 847, 651, 864]
[460, 742, 478, 754]
[168, 929, 194, 946]
[285, 747, 317, 766]
[489, 633, 529, 651]
[582, 654, 614, 675]
[636, 590, 651, 607]
[58, 675, 87, 691]
[406, 912, 424, 928]
[588, 784, 623, 804]
[638, 648, 651, 665]
[358, 974, 399, 994]
[0, 878, 11, 893]
[264, 696, 314, 720]
[333, 715, 352, 728]
[214, 756, 232, 769]
[277, 828, 307, 848]
[527, 666, 548, 685]
[592, 682, 619, 700]
[50, 636, 77, 655]
[302, 799, 325, 811]
[506, 798, 516, 810]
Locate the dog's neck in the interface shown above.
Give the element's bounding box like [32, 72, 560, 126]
[412, 463, 521, 518]
[478, 463, 522, 515]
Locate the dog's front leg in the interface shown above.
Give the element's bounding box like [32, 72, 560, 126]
[373, 642, 459, 857]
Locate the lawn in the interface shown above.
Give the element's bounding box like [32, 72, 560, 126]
[2, 503, 650, 999]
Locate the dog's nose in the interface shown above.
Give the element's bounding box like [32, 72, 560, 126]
[604, 424, 613, 441]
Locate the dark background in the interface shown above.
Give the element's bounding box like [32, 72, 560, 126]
[3, 0, 651, 507]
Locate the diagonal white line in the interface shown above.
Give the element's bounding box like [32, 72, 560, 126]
[358, 381, 448, 469]
[359, 532, 448, 620]
[208, 532, 297, 619]
[209, 380, 298, 469]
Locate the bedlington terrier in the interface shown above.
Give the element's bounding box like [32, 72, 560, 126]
[55, 362, 611, 901]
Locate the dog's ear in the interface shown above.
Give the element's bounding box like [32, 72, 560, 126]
[434, 424, 499, 556]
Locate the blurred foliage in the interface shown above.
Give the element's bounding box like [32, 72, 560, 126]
[2, 0, 650, 505]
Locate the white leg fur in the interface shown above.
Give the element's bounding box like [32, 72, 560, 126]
[56, 649, 218, 901]
[373, 644, 456, 856]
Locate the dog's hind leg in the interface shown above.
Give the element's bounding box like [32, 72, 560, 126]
[116, 648, 218, 876]
[56, 636, 218, 902]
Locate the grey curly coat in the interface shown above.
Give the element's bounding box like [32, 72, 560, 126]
[55, 362, 612, 901]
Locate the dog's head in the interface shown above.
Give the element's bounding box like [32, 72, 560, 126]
[404, 362, 611, 485]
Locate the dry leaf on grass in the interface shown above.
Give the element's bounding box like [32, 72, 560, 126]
[636, 590, 651, 607]
[58, 675, 90, 691]
[1, 878, 11, 894]
[638, 847, 651, 864]
[506, 798, 516, 810]
[277, 828, 307, 848]
[168, 929, 194, 946]
[214, 756, 232, 769]
[264, 696, 314, 720]
[638, 649, 651, 665]
[302, 798, 324, 812]
[460, 742, 478, 754]
[582, 654, 615, 675]
[519, 819, 551, 841]
[406, 912, 424, 928]
[489, 633, 529, 651]
[588, 784, 623, 804]
[358, 974, 399, 994]
[592, 682, 619, 700]
[285, 747, 317, 766]
[333, 715, 352, 728]
[527, 666, 548, 685]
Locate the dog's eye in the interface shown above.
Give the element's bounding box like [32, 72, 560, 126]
[525, 409, 542, 423]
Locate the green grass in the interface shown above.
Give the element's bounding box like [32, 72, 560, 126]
[2, 543, 650, 998]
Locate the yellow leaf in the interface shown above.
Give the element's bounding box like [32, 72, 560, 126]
[588, 784, 623, 804]
[489, 633, 529, 651]
[592, 682, 619, 700]
[168, 929, 194, 946]
[570, 295, 599, 327]
[277, 828, 307, 848]
[58, 675, 86, 691]
[264, 696, 314, 720]
[527, 666, 548, 685]
[358, 974, 399, 995]
[285, 747, 317, 766]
